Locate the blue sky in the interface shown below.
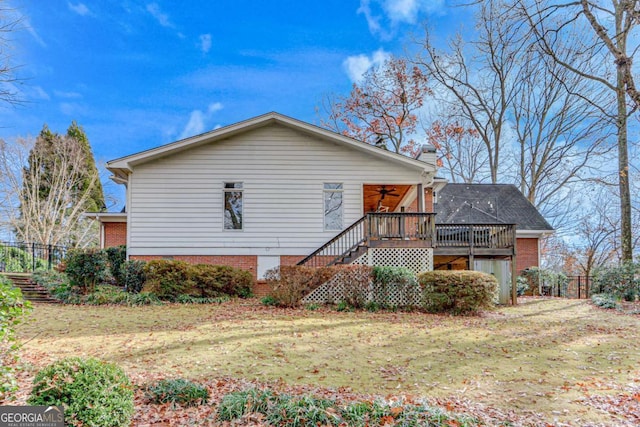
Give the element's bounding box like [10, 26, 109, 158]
[1, 1, 466, 170]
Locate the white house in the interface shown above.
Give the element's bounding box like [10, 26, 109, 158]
[91, 112, 553, 304]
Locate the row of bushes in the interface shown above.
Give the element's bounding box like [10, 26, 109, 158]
[265, 265, 498, 315]
[216, 388, 478, 426]
[41, 248, 255, 304]
[27, 356, 481, 427]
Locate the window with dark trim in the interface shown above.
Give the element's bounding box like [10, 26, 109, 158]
[223, 182, 243, 230]
[323, 183, 343, 230]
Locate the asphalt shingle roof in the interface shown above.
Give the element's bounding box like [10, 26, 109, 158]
[434, 184, 554, 231]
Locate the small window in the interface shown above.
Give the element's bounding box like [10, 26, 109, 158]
[223, 182, 243, 230]
[324, 183, 343, 230]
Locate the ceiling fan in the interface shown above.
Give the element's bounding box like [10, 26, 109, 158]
[367, 186, 400, 200]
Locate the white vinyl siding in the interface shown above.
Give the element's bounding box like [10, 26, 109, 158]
[127, 123, 428, 256]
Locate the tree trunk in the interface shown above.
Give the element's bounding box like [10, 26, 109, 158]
[616, 70, 633, 261]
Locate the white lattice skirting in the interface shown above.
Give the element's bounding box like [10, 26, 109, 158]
[302, 247, 433, 306]
[352, 247, 433, 273]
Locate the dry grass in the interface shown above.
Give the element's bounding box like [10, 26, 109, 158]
[15, 298, 640, 425]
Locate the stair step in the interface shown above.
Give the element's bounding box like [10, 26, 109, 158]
[3, 273, 60, 303]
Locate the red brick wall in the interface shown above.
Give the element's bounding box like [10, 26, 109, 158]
[280, 255, 305, 266]
[516, 238, 539, 273]
[253, 281, 272, 297]
[131, 255, 258, 280]
[104, 223, 127, 248]
[424, 188, 433, 212]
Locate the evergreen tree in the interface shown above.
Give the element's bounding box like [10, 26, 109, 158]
[65, 122, 106, 212]
[17, 122, 105, 245]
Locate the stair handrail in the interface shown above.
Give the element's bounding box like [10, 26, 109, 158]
[297, 215, 368, 267]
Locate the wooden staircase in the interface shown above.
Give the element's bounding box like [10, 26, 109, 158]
[4, 273, 59, 303]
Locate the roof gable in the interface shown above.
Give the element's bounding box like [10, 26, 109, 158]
[435, 184, 554, 231]
[107, 112, 434, 179]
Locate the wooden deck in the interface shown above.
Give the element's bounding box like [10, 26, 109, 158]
[299, 213, 516, 267]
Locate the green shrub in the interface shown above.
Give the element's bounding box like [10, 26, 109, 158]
[143, 260, 192, 301]
[128, 292, 162, 306]
[516, 275, 530, 296]
[105, 245, 127, 286]
[591, 293, 618, 309]
[28, 357, 134, 427]
[216, 388, 480, 427]
[84, 285, 131, 305]
[145, 378, 209, 407]
[418, 270, 498, 315]
[216, 389, 277, 421]
[143, 260, 254, 301]
[174, 294, 230, 304]
[335, 301, 353, 312]
[122, 260, 146, 294]
[265, 266, 338, 307]
[261, 295, 279, 306]
[187, 264, 254, 298]
[593, 262, 640, 301]
[65, 249, 109, 294]
[265, 394, 339, 427]
[372, 266, 420, 308]
[0, 277, 31, 399]
[32, 270, 75, 302]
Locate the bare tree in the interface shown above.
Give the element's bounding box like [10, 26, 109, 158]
[0, 2, 22, 106]
[514, 0, 638, 261]
[0, 136, 99, 247]
[415, 1, 523, 183]
[424, 117, 488, 183]
[320, 56, 431, 156]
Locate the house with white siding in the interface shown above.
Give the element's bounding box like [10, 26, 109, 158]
[91, 112, 553, 304]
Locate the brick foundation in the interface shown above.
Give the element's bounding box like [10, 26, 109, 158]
[279, 255, 306, 266]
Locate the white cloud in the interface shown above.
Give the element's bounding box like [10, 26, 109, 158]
[343, 48, 390, 83]
[68, 2, 91, 16]
[146, 3, 174, 28]
[199, 34, 212, 54]
[358, 0, 446, 37]
[179, 102, 223, 139]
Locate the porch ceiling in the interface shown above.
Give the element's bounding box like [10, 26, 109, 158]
[363, 184, 412, 213]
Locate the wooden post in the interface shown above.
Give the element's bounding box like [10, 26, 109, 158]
[511, 224, 518, 305]
[417, 183, 424, 212]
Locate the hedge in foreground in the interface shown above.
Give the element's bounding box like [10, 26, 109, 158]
[143, 260, 254, 301]
[28, 357, 134, 427]
[418, 270, 498, 314]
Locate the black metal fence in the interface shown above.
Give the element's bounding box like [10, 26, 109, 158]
[0, 242, 67, 273]
[540, 275, 592, 299]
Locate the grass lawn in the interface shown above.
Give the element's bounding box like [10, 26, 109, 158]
[12, 298, 640, 425]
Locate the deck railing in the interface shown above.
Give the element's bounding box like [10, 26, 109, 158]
[0, 242, 67, 273]
[435, 224, 515, 248]
[368, 212, 436, 241]
[299, 213, 436, 267]
[299, 215, 516, 268]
